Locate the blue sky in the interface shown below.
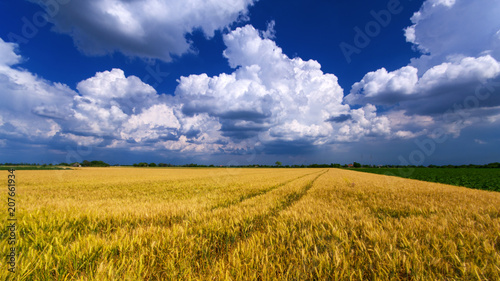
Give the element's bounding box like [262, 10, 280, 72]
[0, 0, 499, 166]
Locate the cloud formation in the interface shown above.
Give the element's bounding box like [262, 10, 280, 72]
[346, 55, 500, 112]
[176, 25, 389, 147]
[0, 38, 75, 141]
[33, 0, 256, 61]
[3, 0, 499, 162]
[405, 0, 500, 71]
[0, 25, 392, 157]
[347, 0, 500, 139]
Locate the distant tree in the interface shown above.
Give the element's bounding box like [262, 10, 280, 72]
[90, 160, 110, 167]
[486, 162, 500, 168]
[353, 162, 361, 168]
[310, 164, 329, 168]
[149, 163, 157, 167]
[82, 160, 91, 167]
[275, 161, 282, 167]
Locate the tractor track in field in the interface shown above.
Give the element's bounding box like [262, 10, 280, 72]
[63, 170, 327, 237]
[32, 169, 328, 269]
[255, 170, 327, 222]
[196, 170, 328, 265]
[209, 170, 324, 211]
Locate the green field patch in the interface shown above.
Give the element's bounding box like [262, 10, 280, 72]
[353, 168, 500, 192]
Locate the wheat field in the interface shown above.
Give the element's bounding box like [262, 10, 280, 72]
[1, 168, 500, 280]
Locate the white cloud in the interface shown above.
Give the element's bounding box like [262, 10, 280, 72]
[0, 39, 75, 140]
[419, 55, 500, 89]
[344, 0, 500, 143]
[67, 69, 211, 150]
[346, 55, 500, 107]
[0, 37, 227, 153]
[333, 104, 391, 142]
[474, 139, 486, 145]
[2, 21, 396, 156]
[345, 66, 418, 105]
[405, 0, 500, 71]
[262, 20, 276, 40]
[0, 39, 185, 150]
[60, 133, 103, 147]
[121, 104, 181, 142]
[394, 130, 419, 139]
[0, 38, 21, 66]
[4, 0, 500, 159]
[158, 135, 221, 153]
[35, 0, 257, 61]
[70, 68, 161, 137]
[386, 110, 434, 131]
[76, 69, 156, 102]
[177, 25, 390, 146]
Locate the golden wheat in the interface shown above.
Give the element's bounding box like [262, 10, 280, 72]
[1, 168, 499, 280]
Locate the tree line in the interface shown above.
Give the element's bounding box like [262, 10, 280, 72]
[1, 161, 499, 169]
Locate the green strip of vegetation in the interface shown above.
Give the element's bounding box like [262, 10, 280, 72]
[353, 167, 500, 192]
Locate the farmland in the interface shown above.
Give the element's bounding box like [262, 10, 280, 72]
[353, 168, 500, 192]
[1, 168, 500, 280]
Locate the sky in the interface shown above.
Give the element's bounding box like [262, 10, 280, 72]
[0, 0, 499, 166]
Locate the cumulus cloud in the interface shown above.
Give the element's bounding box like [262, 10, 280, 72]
[346, 0, 500, 140]
[121, 104, 180, 142]
[68, 69, 211, 151]
[345, 66, 418, 105]
[3, 0, 500, 163]
[0, 24, 395, 157]
[70, 68, 159, 136]
[0, 38, 21, 66]
[177, 25, 390, 148]
[32, 0, 256, 61]
[333, 104, 390, 142]
[405, 0, 500, 71]
[0, 38, 203, 152]
[4, 0, 500, 160]
[0, 38, 75, 141]
[346, 55, 500, 112]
